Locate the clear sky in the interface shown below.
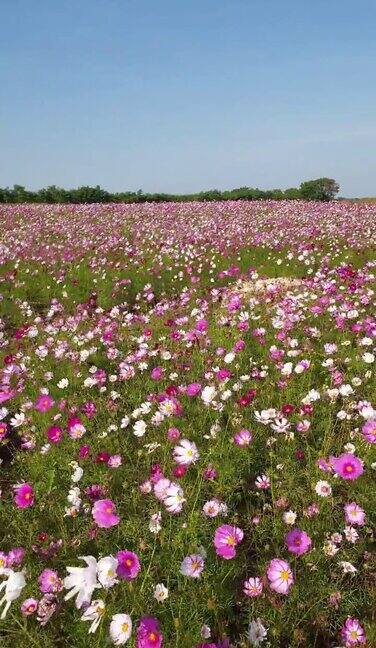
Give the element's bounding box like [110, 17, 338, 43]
[1, 0, 375, 196]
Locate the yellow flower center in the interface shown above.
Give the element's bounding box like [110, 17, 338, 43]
[280, 569, 290, 581]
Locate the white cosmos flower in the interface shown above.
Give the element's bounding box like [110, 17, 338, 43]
[173, 439, 199, 465]
[71, 466, 84, 483]
[201, 385, 217, 405]
[81, 599, 105, 634]
[339, 561, 357, 574]
[64, 556, 100, 609]
[315, 480, 332, 497]
[254, 409, 277, 425]
[248, 618, 268, 645]
[109, 613, 133, 645]
[57, 378, 69, 389]
[10, 412, 25, 428]
[133, 420, 146, 437]
[153, 583, 169, 602]
[164, 483, 186, 513]
[97, 556, 119, 589]
[0, 570, 26, 619]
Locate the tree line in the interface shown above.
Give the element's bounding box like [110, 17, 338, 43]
[0, 178, 339, 204]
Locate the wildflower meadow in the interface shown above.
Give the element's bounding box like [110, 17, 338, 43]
[0, 200, 375, 647]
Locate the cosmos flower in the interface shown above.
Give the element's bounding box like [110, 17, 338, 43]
[243, 577, 263, 597]
[81, 599, 105, 634]
[92, 499, 120, 528]
[13, 483, 34, 508]
[63, 556, 100, 609]
[180, 554, 205, 578]
[35, 394, 54, 412]
[97, 556, 119, 588]
[38, 569, 63, 593]
[110, 613, 133, 645]
[362, 418, 376, 443]
[267, 559, 294, 594]
[116, 551, 141, 581]
[344, 502, 365, 526]
[340, 617, 366, 646]
[0, 570, 26, 619]
[285, 528, 312, 556]
[20, 597, 38, 616]
[233, 429, 252, 446]
[136, 616, 163, 648]
[173, 439, 199, 465]
[248, 618, 268, 645]
[213, 525, 244, 559]
[332, 454, 364, 480]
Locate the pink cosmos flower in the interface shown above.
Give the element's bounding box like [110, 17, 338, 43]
[213, 524, 244, 559]
[108, 454, 122, 468]
[38, 569, 63, 593]
[285, 528, 312, 556]
[46, 425, 63, 443]
[14, 483, 34, 508]
[151, 367, 163, 380]
[67, 416, 86, 439]
[180, 554, 205, 578]
[243, 577, 263, 597]
[267, 558, 294, 594]
[0, 422, 8, 441]
[344, 502, 365, 526]
[8, 547, 25, 566]
[332, 454, 364, 480]
[21, 598, 38, 616]
[186, 383, 202, 397]
[362, 419, 376, 443]
[35, 394, 54, 413]
[340, 617, 366, 646]
[233, 429, 252, 446]
[92, 499, 120, 528]
[116, 550, 141, 580]
[137, 616, 163, 648]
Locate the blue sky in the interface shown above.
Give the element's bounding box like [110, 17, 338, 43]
[1, 0, 375, 196]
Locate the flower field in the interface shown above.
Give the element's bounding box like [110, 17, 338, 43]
[0, 200, 375, 647]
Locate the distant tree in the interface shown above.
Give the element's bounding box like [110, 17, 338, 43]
[284, 187, 301, 200]
[299, 178, 339, 202]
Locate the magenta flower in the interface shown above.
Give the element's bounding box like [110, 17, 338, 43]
[46, 425, 63, 443]
[116, 550, 141, 580]
[14, 483, 34, 508]
[0, 422, 8, 441]
[38, 569, 63, 593]
[340, 617, 366, 646]
[92, 499, 120, 528]
[151, 367, 163, 380]
[332, 454, 364, 480]
[344, 502, 365, 526]
[362, 419, 376, 443]
[285, 528, 312, 556]
[186, 383, 201, 397]
[213, 524, 244, 559]
[35, 394, 54, 412]
[137, 616, 163, 648]
[21, 598, 38, 616]
[267, 558, 294, 594]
